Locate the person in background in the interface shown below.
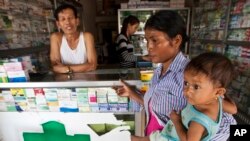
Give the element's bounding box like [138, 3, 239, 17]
[50, 4, 97, 73]
[115, 15, 148, 68]
[115, 11, 237, 141]
[132, 52, 237, 141]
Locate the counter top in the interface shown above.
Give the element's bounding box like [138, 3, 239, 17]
[0, 68, 141, 88]
[33, 68, 140, 81]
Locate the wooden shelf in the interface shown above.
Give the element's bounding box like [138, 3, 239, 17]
[0, 29, 50, 34]
[228, 27, 250, 30]
[191, 39, 224, 44]
[0, 46, 49, 58]
[226, 41, 250, 46]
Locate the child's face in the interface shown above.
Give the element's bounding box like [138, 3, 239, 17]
[183, 70, 221, 106]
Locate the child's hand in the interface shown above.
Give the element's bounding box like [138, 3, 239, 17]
[131, 135, 150, 141]
[170, 110, 181, 123]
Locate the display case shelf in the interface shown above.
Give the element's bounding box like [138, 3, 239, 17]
[0, 69, 145, 139]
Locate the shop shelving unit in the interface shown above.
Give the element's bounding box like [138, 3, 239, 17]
[189, 0, 230, 57]
[0, 0, 55, 56]
[0, 0, 55, 72]
[190, 0, 250, 124]
[118, 8, 190, 55]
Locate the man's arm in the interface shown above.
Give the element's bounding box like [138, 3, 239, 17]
[50, 33, 69, 73]
[131, 135, 150, 141]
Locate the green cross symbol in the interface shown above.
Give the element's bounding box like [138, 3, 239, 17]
[23, 121, 90, 141]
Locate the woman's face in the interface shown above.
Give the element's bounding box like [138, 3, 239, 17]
[127, 23, 139, 35]
[56, 8, 79, 34]
[144, 28, 180, 64]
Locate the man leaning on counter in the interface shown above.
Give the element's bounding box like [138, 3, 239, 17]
[50, 4, 97, 74]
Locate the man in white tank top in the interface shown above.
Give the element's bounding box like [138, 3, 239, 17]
[50, 4, 97, 73]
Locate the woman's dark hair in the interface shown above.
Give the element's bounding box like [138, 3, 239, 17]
[185, 52, 235, 88]
[54, 4, 78, 20]
[121, 15, 140, 36]
[144, 10, 189, 50]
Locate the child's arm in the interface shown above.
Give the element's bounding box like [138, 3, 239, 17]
[170, 111, 205, 141]
[222, 95, 237, 114]
[131, 135, 149, 141]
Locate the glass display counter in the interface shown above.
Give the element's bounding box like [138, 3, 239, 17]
[0, 68, 145, 141]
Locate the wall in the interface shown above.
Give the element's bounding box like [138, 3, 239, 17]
[79, 0, 98, 41]
[77, 0, 195, 43]
[79, 0, 120, 44]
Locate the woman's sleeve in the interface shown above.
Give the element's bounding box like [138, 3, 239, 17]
[117, 37, 137, 62]
[210, 113, 237, 141]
